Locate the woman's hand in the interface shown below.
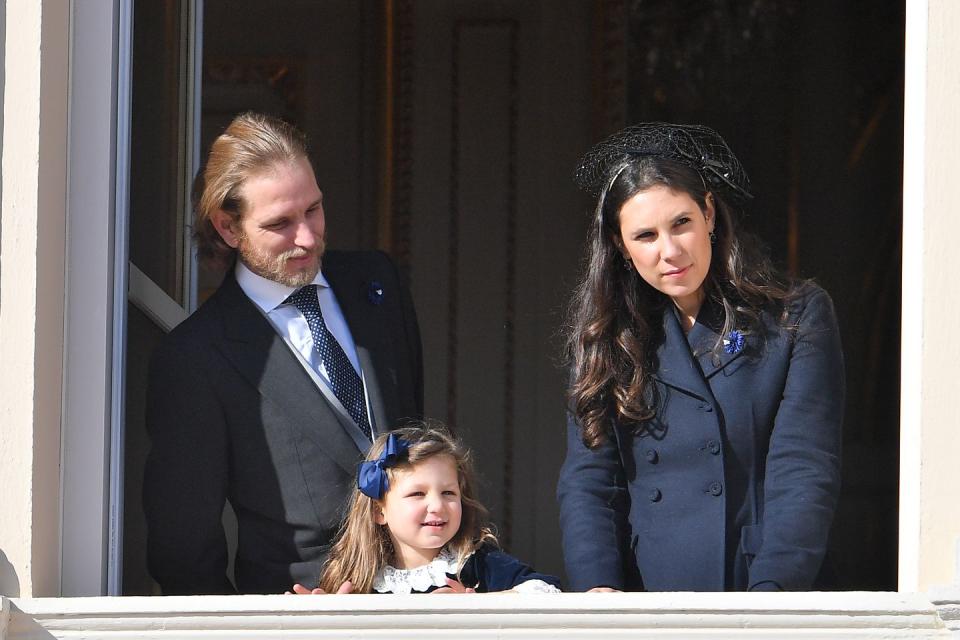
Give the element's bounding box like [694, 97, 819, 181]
[587, 586, 621, 593]
[285, 581, 354, 594]
[430, 578, 476, 593]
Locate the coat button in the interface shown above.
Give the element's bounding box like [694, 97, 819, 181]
[707, 440, 721, 455]
[645, 449, 659, 464]
[708, 481, 723, 496]
[649, 488, 662, 502]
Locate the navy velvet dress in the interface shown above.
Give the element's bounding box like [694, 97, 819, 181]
[558, 285, 844, 591]
[373, 545, 561, 593]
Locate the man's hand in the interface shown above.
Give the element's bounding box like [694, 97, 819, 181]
[285, 581, 354, 595]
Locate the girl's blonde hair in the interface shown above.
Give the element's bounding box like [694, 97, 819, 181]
[319, 422, 496, 593]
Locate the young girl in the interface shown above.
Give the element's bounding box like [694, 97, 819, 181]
[315, 424, 560, 594]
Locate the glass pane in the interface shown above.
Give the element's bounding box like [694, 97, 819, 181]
[129, 0, 188, 304]
[123, 0, 193, 595]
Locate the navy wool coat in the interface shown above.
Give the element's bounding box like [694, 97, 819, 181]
[557, 285, 843, 591]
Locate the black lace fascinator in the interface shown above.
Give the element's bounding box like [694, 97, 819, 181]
[574, 123, 753, 201]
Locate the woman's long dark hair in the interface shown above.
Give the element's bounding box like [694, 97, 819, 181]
[566, 156, 798, 448]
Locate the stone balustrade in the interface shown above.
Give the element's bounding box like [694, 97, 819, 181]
[2, 591, 960, 639]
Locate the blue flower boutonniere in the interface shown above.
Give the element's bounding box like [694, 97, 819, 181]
[367, 280, 385, 305]
[723, 330, 745, 354]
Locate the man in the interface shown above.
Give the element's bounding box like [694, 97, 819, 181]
[143, 112, 423, 594]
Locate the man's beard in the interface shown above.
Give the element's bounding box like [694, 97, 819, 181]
[236, 235, 326, 288]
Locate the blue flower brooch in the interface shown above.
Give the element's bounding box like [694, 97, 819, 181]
[723, 330, 745, 354]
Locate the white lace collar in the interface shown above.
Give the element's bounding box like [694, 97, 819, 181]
[372, 547, 462, 594]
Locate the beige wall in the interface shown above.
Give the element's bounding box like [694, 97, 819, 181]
[900, 0, 960, 592]
[0, 0, 70, 597]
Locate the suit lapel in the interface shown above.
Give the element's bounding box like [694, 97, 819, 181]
[358, 349, 387, 434]
[283, 342, 374, 454]
[214, 274, 363, 475]
[323, 256, 391, 435]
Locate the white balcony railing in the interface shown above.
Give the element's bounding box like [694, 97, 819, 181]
[3, 591, 960, 638]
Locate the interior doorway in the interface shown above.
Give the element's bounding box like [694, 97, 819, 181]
[618, 0, 904, 588]
[120, 0, 902, 593]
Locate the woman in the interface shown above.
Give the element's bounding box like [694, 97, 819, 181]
[556, 123, 843, 592]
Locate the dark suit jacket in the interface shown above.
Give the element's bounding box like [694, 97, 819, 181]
[557, 285, 843, 592]
[143, 250, 423, 594]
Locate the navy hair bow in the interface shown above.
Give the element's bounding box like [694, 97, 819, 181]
[357, 434, 410, 499]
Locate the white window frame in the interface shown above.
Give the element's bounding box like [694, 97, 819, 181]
[60, 0, 126, 597]
[56, 0, 956, 597]
[60, 0, 202, 596]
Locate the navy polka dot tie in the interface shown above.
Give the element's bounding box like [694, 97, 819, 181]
[286, 285, 371, 438]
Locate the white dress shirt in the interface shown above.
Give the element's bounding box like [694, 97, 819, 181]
[235, 261, 375, 437]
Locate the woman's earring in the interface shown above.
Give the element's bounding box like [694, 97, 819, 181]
[623, 257, 633, 271]
[709, 231, 717, 245]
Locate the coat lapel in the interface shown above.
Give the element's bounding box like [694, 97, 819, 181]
[214, 274, 363, 475]
[686, 299, 749, 380]
[653, 306, 712, 401]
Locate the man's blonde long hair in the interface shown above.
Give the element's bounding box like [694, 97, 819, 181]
[193, 111, 308, 267]
[319, 423, 496, 593]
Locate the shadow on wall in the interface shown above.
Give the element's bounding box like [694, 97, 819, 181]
[0, 549, 21, 597]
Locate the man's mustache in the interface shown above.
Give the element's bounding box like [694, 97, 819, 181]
[282, 247, 313, 260]
[280, 237, 326, 262]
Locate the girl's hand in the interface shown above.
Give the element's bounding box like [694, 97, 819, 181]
[430, 577, 476, 593]
[285, 581, 354, 594]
